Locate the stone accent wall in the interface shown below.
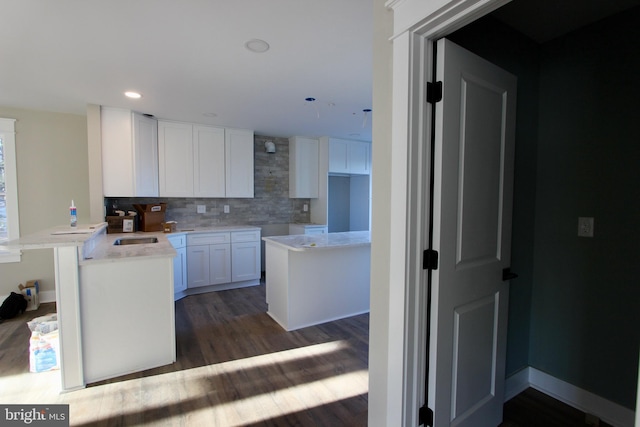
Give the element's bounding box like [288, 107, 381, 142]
[104, 135, 310, 229]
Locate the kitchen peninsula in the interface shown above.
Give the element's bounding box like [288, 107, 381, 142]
[3, 223, 177, 391]
[262, 231, 370, 331]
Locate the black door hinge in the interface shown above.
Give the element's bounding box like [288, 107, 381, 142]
[418, 405, 434, 426]
[423, 249, 438, 270]
[426, 81, 443, 104]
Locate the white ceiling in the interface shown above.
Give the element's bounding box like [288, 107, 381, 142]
[0, 0, 373, 141]
[2, 1, 638, 143]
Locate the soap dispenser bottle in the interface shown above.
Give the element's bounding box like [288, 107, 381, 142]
[70, 200, 77, 227]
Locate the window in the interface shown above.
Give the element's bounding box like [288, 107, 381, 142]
[0, 118, 21, 262]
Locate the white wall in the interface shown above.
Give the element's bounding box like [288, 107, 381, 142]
[368, 0, 395, 425]
[0, 107, 89, 297]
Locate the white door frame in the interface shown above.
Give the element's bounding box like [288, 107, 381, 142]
[376, 0, 510, 425]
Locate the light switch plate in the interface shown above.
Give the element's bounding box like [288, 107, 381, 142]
[578, 217, 594, 237]
[197, 205, 206, 214]
[223, 205, 230, 214]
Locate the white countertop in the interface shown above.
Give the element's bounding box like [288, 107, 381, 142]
[3, 224, 263, 264]
[2, 223, 109, 250]
[262, 231, 371, 252]
[82, 231, 176, 264]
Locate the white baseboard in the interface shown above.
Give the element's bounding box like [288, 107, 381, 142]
[505, 367, 636, 427]
[39, 290, 56, 304]
[504, 367, 531, 401]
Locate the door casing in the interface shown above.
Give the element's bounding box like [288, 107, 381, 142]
[372, 0, 512, 425]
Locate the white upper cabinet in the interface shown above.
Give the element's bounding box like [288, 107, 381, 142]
[328, 138, 350, 174]
[158, 121, 194, 197]
[328, 138, 371, 175]
[101, 107, 159, 197]
[225, 128, 255, 198]
[157, 121, 251, 198]
[194, 125, 226, 197]
[348, 141, 371, 175]
[289, 136, 319, 198]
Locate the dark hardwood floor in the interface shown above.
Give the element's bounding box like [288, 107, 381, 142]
[501, 387, 613, 427]
[1, 284, 612, 426]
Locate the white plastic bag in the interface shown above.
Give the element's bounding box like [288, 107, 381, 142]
[27, 313, 57, 332]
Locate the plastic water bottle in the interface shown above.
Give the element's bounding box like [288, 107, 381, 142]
[70, 200, 77, 227]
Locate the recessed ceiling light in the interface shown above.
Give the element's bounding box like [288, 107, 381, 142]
[125, 91, 142, 99]
[245, 39, 270, 53]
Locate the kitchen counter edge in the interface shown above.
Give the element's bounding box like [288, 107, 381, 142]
[262, 231, 371, 252]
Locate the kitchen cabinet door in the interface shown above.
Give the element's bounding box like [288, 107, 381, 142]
[168, 235, 188, 294]
[225, 128, 254, 198]
[328, 138, 350, 174]
[210, 243, 232, 284]
[133, 113, 160, 196]
[289, 136, 319, 198]
[101, 107, 159, 197]
[173, 246, 187, 294]
[158, 121, 194, 197]
[194, 125, 226, 197]
[187, 245, 210, 288]
[349, 141, 371, 175]
[231, 241, 261, 282]
[328, 138, 371, 175]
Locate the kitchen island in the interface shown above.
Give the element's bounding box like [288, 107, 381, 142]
[262, 231, 370, 331]
[3, 224, 177, 391]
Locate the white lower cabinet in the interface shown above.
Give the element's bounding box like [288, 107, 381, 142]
[186, 245, 209, 288]
[186, 229, 260, 291]
[187, 244, 232, 287]
[168, 234, 187, 295]
[232, 241, 261, 282]
[186, 232, 231, 288]
[209, 244, 232, 284]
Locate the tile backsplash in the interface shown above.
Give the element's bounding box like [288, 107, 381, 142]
[104, 136, 311, 229]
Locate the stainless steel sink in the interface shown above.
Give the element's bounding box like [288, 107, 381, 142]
[113, 237, 158, 246]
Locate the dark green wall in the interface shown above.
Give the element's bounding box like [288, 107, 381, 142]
[450, 6, 640, 410]
[530, 8, 640, 410]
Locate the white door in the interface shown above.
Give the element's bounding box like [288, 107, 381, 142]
[428, 38, 517, 427]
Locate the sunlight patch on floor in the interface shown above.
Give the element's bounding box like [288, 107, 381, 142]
[192, 370, 368, 427]
[55, 339, 366, 425]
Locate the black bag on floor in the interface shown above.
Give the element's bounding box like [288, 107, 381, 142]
[0, 292, 28, 320]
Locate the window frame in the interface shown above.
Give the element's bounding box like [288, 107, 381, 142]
[0, 118, 21, 263]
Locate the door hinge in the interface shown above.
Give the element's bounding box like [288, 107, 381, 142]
[423, 249, 438, 270]
[418, 405, 434, 426]
[426, 81, 443, 104]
